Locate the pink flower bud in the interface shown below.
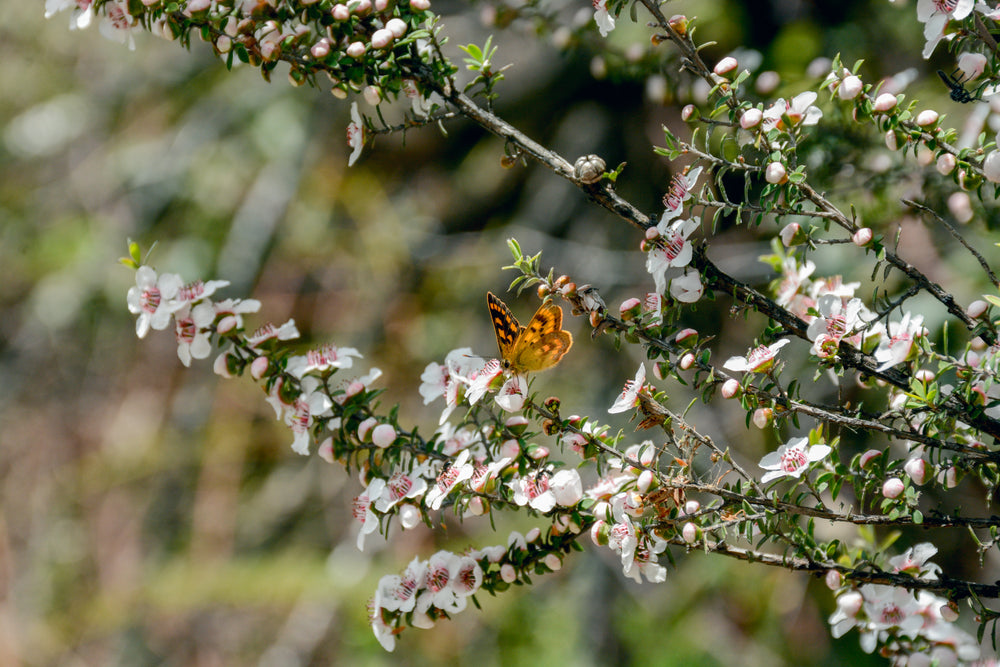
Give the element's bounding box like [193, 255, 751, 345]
[466, 496, 486, 515]
[332, 3, 350, 20]
[214, 352, 234, 378]
[526, 527, 541, 542]
[528, 445, 549, 460]
[410, 0, 431, 9]
[645, 226, 660, 240]
[371, 28, 393, 49]
[859, 449, 882, 469]
[590, 520, 608, 546]
[904, 457, 929, 485]
[386, 18, 408, 38]
[838, 75, 863, 100]
[619, 297, 642, 319]
[914, 369, 935, 382]
[915, 109, 939, 127]
[838, 591, 864, 617]
[346, 41, 367, 58]
[937, 466, 958, 488]
[752, 407, 772, 429]
[872, 93, 898, 112]
[852, 227, 873, 247]
[825, 569, 842, 590]
[947, 191, 974, 223]
[684, 500, 700, 514]
[681, 104, 697, 121]
[968, 300, 989, 319]
[780, 222, 802, 247]
[372, 423, 396, 448]
[679, 352, 695, 370]
[363, 85, 381, 105]
[317, 437, 335, 463]
[358, 416, 378, 441]
[714, 56, 738, 76]
[940, 601, 960, 622]
[505, 415, 530, 434]
[884, 130, 899, 151]
[755, 70, 780, 95]
[984, 150, 1000, 184]
[500, 563, 517, 582]
[499, 438, 520, 459]
[765, 162, 786, 184]
[311, 38, 331, 58]
[682, 522, 698, 543]
[741, 108, 763, 129]
[250, 355, 269, 380]
[721, 378, 740, 399]
[675, 328, 698, 347]
[543, 554, 562, 571]
[936, 153, 956, 175]
[882, 477, 905, 499]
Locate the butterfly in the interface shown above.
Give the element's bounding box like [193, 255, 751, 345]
[487, 291, 573, 374]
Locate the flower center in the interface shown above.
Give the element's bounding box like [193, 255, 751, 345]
[140, 286, 161, 314]
[177, 280, 206, 303]
[386, 472, 413, 503]
[780, 447, 808, 473]
[351, 494, 370, 522]
[662, 231, 685, 261]
[175, 316, 196, 344]
[663, 173, 690, 211]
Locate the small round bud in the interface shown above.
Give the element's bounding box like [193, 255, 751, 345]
[740, 107, 763, 129]
[525, 527, 541, 542]
[505, 415, 530, 434]
[619, 297, 642, 320]
[884, 130, 900, 151]
[363, 85, 381, 105]
[872, 93, 898, 112]
[947, 191, 974, 223]
[667, 14, 688, 36]
[371, 28, 394, 49]
[915, 109, 939, 127]
[756, 70, 780, 95]
[765, 162, 787, 185]
[332, 3, 350, 20]
[882, 477, 905, 499]
[500, 439, 521, 459]
[410, 0, 431, 9]
[681, 104, 698, 121]
[500, 563, 517, 582]
[589, 310, 604, 328]
[838, 75, 863, 100]
[679, 352, 695, 370]
[968, 300, 989, 319]
[543, 554, 562, 571]
[852, 227, 873, 247]
[780, 222, 803, 247]
[958, 52, 987, 79]
[904, 457, 930, 485]
[714, 56, 738, 76]
[346, 41, 366, 58]
[386, 17, 408, 38]
[250, 355, 269, 380]
[682, 522, 698, 543]
[825, 569, 843, 590]
[684, 500, 700, 514]
[372, 423, 397, 448]
[721, 378, 740, 398]
[752, 407, 772, 429]
[936, 153, 956, 175]
[983, 150, 1000, 184]
[358, 416, 378, 442]
[940, 601, 960, 622]
[636, 469, 654, 493]
[574, 154, 606, 184]
[645, 226, 660, 240]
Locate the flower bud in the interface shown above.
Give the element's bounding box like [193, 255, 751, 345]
[936, 153, 956, 175]
[915, 110, 939, 127]
[714, 56, 738, 76]
[940, 601, 960, 622]
[684, 500, 700, 514]
[466, 496, 486, 515]
[882, 477, 905, 499]
[968, 300, 989, 319]
[681, 104, 698, 121]
[358, 416, 378, 441]
[838, 75, 862, 100]
[505, 415, 530, 435]
[619, 297, 642, 320]
[371, 423, 396, 448]
[679, 352, 695, 370]
[526, 527, 541, 542]
[904, 457, 930, 485]
[332, 3, 350, 20]
[756, 70, 780, 95]
[825, 569, 842, 590]
[765, 162, 787, 184]
[859, 449, 882, 469]
[500, 564, 517, 582]
[984, 150, 1000, 184]
[363, 85, 381, 105]
[752, 407, 773, 429]
[410, 0, 431, 8]
[741, 108, 763, 129]
[682, 522, 698, 543]
[250, 355, 269, 380]
[937, 466, 958, 488]
[958, 52, 987, 79]
[386, 17, 408, 38]
[499, 439, 521, 459]
[346, 41, 366, 58]
[667, 14, 688, 36]
[780, 222, 804, 247]
[947, 191, 974, 223]
[543, 554, 562, 571]
[872, 93, 898, 112]
[637, 469, 654, 493]
[371, 28, 394, 49]
[884, 130, 900, 151]
[721, 378, 740, 398]
[590, 520, 609, 546]
[852, 227, 873, 247]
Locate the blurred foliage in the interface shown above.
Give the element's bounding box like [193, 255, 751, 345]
[2, 0, 996, 664]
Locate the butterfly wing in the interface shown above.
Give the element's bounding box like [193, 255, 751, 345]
[487, 292, 522, 360]
[511, 302, 573, 372]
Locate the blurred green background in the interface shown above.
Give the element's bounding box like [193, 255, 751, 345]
[3, 0, 998, 664]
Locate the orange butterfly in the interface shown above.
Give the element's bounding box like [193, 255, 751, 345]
[486, 292, 572, 374]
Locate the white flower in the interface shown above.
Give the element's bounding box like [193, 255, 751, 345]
[175, 301, 217, 367]
[918, 0, 973, 58]
[286, 344, 362, 378]
[425, 450, 475, 510]
[758, 436, 831, 483]
[669, 269, 703, 303]
[723, 339, 790, 373]
[762, 91, 823, 131]
[126, 266, 184, 338]
[593, 0, 615, 37]
[660, 167, 703, 222]
[609, 364, 646, 413]
[874, 311, 924, 371]
[353, 477, 387, 550]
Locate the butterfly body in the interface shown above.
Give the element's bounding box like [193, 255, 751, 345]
[487, 292, 572, 374]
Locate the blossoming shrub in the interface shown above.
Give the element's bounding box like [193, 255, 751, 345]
[50, 0, 1000, 662]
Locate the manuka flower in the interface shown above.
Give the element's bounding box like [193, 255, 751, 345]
[758, 436, 831, 483]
